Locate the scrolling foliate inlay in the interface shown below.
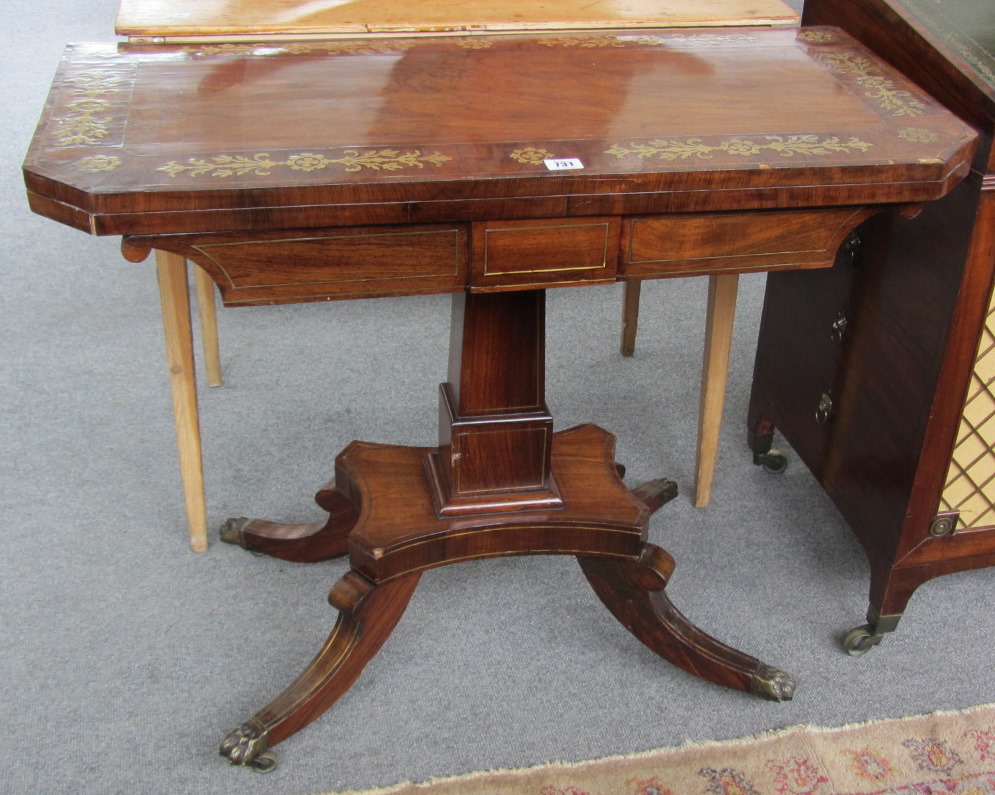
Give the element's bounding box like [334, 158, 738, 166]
[605, 135, 874, 162]
[796, 30, 836, 44]
[181, 40, 417, 57]
[818, 53, 927, 117]
[156, 150, 452, 178]
[52, 70, 128, 147]
[538, 32, 756, 49]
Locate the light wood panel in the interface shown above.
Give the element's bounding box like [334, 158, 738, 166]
[117, 0, 799, 40]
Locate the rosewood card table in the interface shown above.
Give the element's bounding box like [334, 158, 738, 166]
[114, 0, 801, 551]
[746, 0, 995, 654]
[24, 28, 975, 770]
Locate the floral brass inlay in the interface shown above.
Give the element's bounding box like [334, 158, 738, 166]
[662, 33, 757, 46]
[510, 147, 555, 165]
[605, 135, 873, 162]
[156, 150, 451, 178]
[53, 71, 126, 147]
[819, 53, 927, 117]
[456, 39, 494, 50]
[538, 32, 754, 49]
[797, 30, 835, 44]
[539, 35, 629, 49]
[898, 127, 940, 143]
[75, 155, 122, 173]
[182, 40, 417, 57]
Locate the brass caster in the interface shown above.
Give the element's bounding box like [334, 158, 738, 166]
[249, 750, 278, 773]
[220, 718, 276, 772]
[842, 623, 883, 656]
[753, 450, 787, 474]
[219, 517, 252, 548]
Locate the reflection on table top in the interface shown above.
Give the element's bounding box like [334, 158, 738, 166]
[24, 27, 976, 236]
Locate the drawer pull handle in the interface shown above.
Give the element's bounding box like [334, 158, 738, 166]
[815, 393, 833, 425]
[830, 311, 849, 344]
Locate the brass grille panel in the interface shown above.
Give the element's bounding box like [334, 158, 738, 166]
[940, 286, 995, 529]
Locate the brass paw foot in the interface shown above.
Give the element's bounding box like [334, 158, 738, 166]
[220, 718, 277, 772]
[751, 664, 796, 702]
[219, 517, 252, 548]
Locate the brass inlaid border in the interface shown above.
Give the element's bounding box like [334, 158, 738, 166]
[157, 149, 452, 178]
[482, 221, 612, 276]
[537, 32, 757, 49]
[373, 522, 644, 582]
[605, 135, 874, 162]
[181, 40, 418, 57]
[817, 52, 927, 117]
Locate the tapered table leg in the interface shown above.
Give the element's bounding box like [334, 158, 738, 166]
[694, 273, 739, 508]
[620, 279, 642, 357]
[192, 262, 222, 388]
[155, 250, 208, 551]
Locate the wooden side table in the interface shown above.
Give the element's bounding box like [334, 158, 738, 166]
[115, 0, 801, 550]
[24, 29, 974, 768]
[748, 0, 995, 653]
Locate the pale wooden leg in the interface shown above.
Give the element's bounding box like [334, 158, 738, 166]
[620, 279, 642, 356]
[694, 273, 739, 509]
[192, 263, 222, 387]
[156, 250, 209, 551]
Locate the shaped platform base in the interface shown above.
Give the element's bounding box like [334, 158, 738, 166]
[220, 424, 794, 770]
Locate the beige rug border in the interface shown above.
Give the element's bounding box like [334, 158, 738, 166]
[311, 702, 995, 795]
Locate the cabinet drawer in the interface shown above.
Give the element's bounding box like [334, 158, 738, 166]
[752, 242, 862, 480]
[621, 208, 873, 278]
[471, 217, 620, 291]
[130, 224, 469, 305]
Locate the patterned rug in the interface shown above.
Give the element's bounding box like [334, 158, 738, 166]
[321, 703, 995, 795]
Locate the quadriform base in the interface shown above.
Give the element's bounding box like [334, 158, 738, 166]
[218, 424, 795, 771]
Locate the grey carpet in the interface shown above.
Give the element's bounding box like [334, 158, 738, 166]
[4, 1, 994, 794]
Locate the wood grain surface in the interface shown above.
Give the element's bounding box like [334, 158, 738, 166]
[24, 28, 977, 236]
[115, 0, 800, 38]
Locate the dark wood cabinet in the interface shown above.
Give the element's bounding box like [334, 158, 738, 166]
[749, 0, 995, 653]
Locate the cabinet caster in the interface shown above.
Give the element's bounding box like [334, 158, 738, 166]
[842, 624, 883, 656]
[250, 751, 278, 773]
[753, 450, 787, 474]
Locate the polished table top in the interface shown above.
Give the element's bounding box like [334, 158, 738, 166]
[115, 0, 800, 39]
[25, 28, 977, 239]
